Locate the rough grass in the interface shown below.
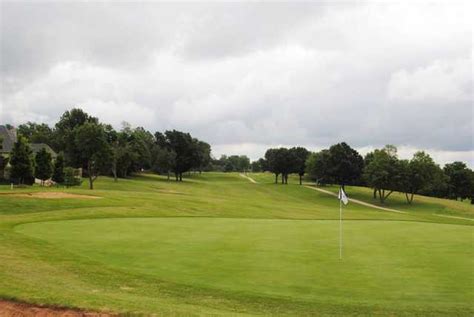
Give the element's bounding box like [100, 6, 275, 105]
[0, 172, 472, 316]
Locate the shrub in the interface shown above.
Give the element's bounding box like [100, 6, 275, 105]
[63, 167, 82, 188]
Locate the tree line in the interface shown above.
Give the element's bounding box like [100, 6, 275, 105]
[5, 108, 211, 189]
[262, 147, 310, 185]
[3, 108, 473, 203]
[257, 143, 474, 204]
[210, 155, 251, 173]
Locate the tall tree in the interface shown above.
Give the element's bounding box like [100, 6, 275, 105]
[104, 125, 135, 181]
[278, 148, 292, 184]
[305, 150, 331, 185]
[400, 151, 438, 204]
[194, 141, 212, 173]
[258, 158, 268, 172]
[152, 146, 176, 180]
[163, 130, 196, 181]
[34, 148, 53, 186]
[364, 151, 378, 198]
[224, 159, 235, 172]
[251, 160, 262, 172]
[113, 125, 139, 178]
[265, 148, 280, 183]
[9, 136, 34, 185]
[211, 155, 227, 172]
[223, 155, 251, 173]
[74, 122, 110, 189]
[52, 152, 65, 184]
[117, 146, 136, 178]
[54, 108, 98, 167]
[290, 147, 310, 185]
[17, 122, 54, 145]
[107, 128, 120, 182]
[327, 142, 364, 189]
[363, 145, 400, 204]
[418, 167, 449, 198]
[469, 170, 474, 205]
[128, 127, 155, 172]
[264, 148, 292, 184]
[237, 155, 251, 173]
[444, 162, 472, 200]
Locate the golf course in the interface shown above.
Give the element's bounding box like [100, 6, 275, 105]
[0, 172, 472, 316]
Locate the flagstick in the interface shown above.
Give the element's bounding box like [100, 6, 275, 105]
[339, 189, 343, 260]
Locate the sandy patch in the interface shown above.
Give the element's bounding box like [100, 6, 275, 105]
[0, 192, 101, 199]
[433, 214, 474, 221]
[0, 300, 115, 317]
[239, 173, 257, 183]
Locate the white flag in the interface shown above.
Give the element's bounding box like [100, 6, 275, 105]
[338, 187, 349, 205]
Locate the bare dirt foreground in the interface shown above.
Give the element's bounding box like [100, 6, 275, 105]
[0, 192, 101, 199]
[0, 300, 115, 317]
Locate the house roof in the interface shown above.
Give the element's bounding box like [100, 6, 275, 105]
[30, 143, 57, 158]
[1, 125, 57, 158]
[0, 125, 17, 154]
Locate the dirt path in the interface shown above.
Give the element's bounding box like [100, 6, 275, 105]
[0, 300, 115, 317]
[304, 185, 474, 221]
[239, 173, 257, 183]
[304, 185, 407, 214]
[432, 214, 474, 221]
[236, 176, 407, 214]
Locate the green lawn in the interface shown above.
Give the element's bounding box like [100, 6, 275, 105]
[322, 184, 474, 218]
[0, 172, 473, 316]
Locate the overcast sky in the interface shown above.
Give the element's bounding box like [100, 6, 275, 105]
[1, 1, 472, 166]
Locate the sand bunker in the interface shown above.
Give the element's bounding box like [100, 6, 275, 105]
[0, 192, 101, 199]
[0, 300, 115, 316]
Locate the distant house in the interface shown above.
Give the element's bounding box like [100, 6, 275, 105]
[30, 143, 58, 159]
[0, 125, 57, 158]
[0, 125, 17, 155]
[1, 125, 58, 181]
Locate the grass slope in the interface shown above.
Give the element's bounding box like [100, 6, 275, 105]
[0, 172, 473, 316]
[322, 182, 473, 219]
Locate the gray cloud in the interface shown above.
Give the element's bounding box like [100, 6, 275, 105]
[1, 1, 472, 165]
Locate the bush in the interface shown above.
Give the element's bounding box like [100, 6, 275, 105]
[52, 153, 65, 184]
[63, 167, 82, 187]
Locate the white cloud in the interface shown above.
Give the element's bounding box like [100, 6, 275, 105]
[1, 1, 472, 165]
[81, 100, 157, 129]
[387, 58, 471, 102]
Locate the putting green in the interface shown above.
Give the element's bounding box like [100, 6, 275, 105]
[16, 217, 473, 312]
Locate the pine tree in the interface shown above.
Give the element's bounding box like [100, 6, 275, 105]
[10, 136, 34, 185]
[52, 152, 65, 184]
[35, 148, 53, 186]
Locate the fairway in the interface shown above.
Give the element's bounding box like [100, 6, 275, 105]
[1, 173, 473, 316]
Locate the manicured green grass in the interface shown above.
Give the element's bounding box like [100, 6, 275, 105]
[321, 182, 473, 218]
[0, 172, 473, 316]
